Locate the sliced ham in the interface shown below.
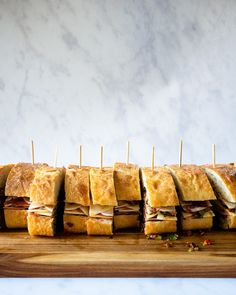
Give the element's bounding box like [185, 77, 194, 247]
[4, 196, 30, 209]
[89, 204, 114, 219]
[64, 203, 89, 216]
[115, 201, 140, 214]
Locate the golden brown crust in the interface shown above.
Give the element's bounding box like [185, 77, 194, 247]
[167, 165, 216, 201]
[204, 166, 236, 203]
[4, 209, 27, 228]
[0, 164, 14, 189]
[27, 214, 55, 236]
[114, 162, 141, 201]
[90, 168, 117, 206]
[181, 217, 213, 230]
[65, 166, 90, 206]
[30, 166, 65, 205]
[87, 218, 113, 235]
[141, 167, 179, 207]
[144, 220, 177, 235]
[64, 215, 87, 233]
[114, 214, 140, 229]
[5, 163, 43, 197]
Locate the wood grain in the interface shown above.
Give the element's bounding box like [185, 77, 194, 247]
[0, 231, 236, 277]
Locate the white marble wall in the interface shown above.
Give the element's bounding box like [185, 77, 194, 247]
[1, 0, 236, 168]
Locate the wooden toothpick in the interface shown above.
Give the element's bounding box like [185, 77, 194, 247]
[79, 145, 82, 168]
[54, 146, 58, 168]
[100, 145, 103, 170]
[212, 144, 216, 168]
[31, 140, 35, 165]
[126, 141, 130, 165]
[179, 140, 183, 167]
[152, 145, 155, 171]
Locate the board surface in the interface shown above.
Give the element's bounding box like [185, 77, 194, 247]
[0, 231, 236, 277]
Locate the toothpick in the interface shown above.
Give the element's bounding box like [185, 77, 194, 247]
[212, 144, 216, 168]
[100, 145, 103, 170]
[79, 145, 82, 168]
[179, 140, 183, 167]
[126, 141, 130, 165]
[152, 145, 155, 171]
[31, 140, 35, 165]
[54, 146, 58, 168]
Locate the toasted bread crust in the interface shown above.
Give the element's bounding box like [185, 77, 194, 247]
[114, 163, 141, 201]
[181, 217, 213, 230]
[114, 214, 140, 229]
[0, 164, 14, 189]
[144, 220, 177, 235]
[27, 214, 55, 236]
[30, 167, 65, 205]
[167, 165, 216, 201]
[90, 168, 117, 206]
[87, 218, 113, 235]
[4, 209, 28, 228]
[65, 166, 90, 206]
[64, 215, 87, 233]
[141, 167, 179, 207]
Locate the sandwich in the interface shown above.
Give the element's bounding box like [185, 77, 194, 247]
[87, 167, 117, 235]
[27, 166, 65, 236]
[0, 164, 14, 230]
[141, 167, 179, 235]
[167, 165, 216, 231]
[113, 163, 141, 230]
[64, 165, 90, 233]
[4, 163, 40, 229]
[204, 165, 236, 229]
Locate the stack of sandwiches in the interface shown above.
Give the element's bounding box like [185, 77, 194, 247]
[167, 165, 216, 230]
[88, 167, 117, 235]
[4, 163, 38, 229]
[28, 166, 65, 236]
[141, 167, 179, 235]
[204, 165, 236, 229]
[0, 164, 14, 230]
[64, 165, 90, 233]
[113, 163, 141, 230]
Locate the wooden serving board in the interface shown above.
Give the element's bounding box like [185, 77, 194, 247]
[0, 231, 236, 277]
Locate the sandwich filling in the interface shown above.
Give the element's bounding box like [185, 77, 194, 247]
[4, 196, 30, 210]
[144, 191, 177, 222]
[89, 204, 113, 220]
[28, 202, 55, 217]
[64, 203, 89, 216]
[114, 201, 140, 215]
[181, 201, 215, 219]
[213, 192, 236, 216]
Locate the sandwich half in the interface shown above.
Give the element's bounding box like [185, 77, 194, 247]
[167, 165, 216, 231]
[64, 165, 90, 233]
[0, 164, 14, 230]
[204, 165, 236, 229]
[88, 167, 117, 235]
[27, 166, 65, 236]
[141, 167, 179, 235]
[4, 163, 40, 229]
[113, 163, 141, 230]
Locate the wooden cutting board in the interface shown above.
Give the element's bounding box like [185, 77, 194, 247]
[0, 230, 236, 277]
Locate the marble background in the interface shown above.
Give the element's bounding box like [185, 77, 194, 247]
[0, 0, 236, 293]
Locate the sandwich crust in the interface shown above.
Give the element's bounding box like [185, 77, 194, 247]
[5, 163, 43, 197]
[141, 167, 179, 207]
[27, 214, 55, 236]
[4, 209, 28, 228]
[64, 215, 87, 233]
[0, 164, 14, 189]
[114, 163, 141, 201]
[218, 214, 236, 229]
[114, 214, 140, 229]
[144, 220, 177, 235]
[204, 166, 236, 203]
[65, 166, 90, 206]
[87, 218, 113, 235]
[30, 166, 65, 205]
[181, 217, 213, 230]
[167, 165, 216, 201]
[90, 167, 117, 206]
